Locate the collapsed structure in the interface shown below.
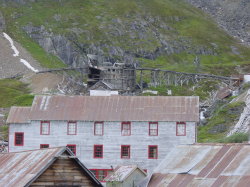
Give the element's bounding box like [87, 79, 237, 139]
[87, 54, 136, 91]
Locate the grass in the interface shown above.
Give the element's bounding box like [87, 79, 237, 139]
[0, 0, 250, 75]
[218, 133, 249, 143]
[141, 80, 218, 101]
[0, 79, 34, 108]
[198, 101, 245, 142]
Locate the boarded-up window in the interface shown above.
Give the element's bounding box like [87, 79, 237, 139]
[67, 144, 76, 155]
[14, 132, 24, 146]
[68, 121, 77, 135]
[94, 145, 103, 158]
[149, 122, 158, 136]
[40, 121, 50, 135]
[121, 122, 131, 136]
[121, 145, 130, 159]
[90, 169, 112, 182]
[94, 122, 103, 136]
[176, 122, 186, 136]
[40, 144, 49, 149]
[148, 145, 158, 159]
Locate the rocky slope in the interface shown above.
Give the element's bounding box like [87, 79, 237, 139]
[185, 0, 250, 47]
[0, 0, 249, 76]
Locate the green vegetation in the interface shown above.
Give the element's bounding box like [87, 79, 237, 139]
[0, 0, 249, 74]
[0, 79, 34, 108]
[198, 101, 245, 142]
[142, 80, 218, 101]
[218, 133, 249, 143]
[0, 125, 8, 140]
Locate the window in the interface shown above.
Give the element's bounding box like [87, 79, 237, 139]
[94, 145, 103, 158]
[40, 144, 49, 149]
[67, 144, 76, 155]
[149, 122, 158, 136]
[121, 145, 130, 159]
[148, 145, 158, 159]
[176, 122, 186, 136]
[67, 121, 77, 135]
[90, 169, 112, 182]
[121, 122, 131, 136]
[40, 121, 50, 135]
[14, 132, 24, 146]
[94, 122, 103, 136]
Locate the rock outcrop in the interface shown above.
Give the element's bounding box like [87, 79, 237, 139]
[228, 89, 250, 135]
[185, 0, 250, 47]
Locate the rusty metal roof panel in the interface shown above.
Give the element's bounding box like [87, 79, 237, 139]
[6, 107, 31, 124]
[222, 146, 250, 176]
[147, 144, 250, 187]
[8, 95, 199, 123]
[0, 147, 64, 187]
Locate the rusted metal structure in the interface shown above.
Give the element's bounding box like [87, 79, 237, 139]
[142, 143, 250, 187]
[0, 147, 103, 187]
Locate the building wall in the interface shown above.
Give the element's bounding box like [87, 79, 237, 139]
[106, 169, 146, 187]
[31, 157, 97, 187]
[9, 121, 196, 173]
[123, 169, 146, 187]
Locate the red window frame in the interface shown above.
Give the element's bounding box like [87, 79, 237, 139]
[149, 122, 158, 136]
[67, 144, 76, 155]
[90, 169, 112, 182]
[121, 122, 131, 136]
[94, 145, 103, 158]
[40, 121, 50, 135]
[14, 132, 24, 146]
[121, 145, 130, 159]
[148, 145, 158, 159]
[67, 121, 77, 135]
[40, 144, 49, 149]
[176, 122, 186, 136]
[94, 122, 104, 136]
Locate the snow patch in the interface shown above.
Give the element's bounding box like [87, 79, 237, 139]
[20, 59, 38, 73]
[3, 32, 19, 57]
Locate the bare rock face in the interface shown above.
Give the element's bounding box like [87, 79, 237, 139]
[23, 24, 88, 67]
[0, 11, 5, 31]
[185, 0, 250, 47]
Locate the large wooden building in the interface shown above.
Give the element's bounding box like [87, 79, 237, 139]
[7, 95, 199, 181]
[0, 147, 103, 187]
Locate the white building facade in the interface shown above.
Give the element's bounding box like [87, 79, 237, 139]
[7, 95, 199, 181]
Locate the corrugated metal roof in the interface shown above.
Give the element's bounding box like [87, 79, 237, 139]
[0, 147, 64, 187]
[6, 107, 30, 124]
[146, 143, 250, 187]
[0, 147, 103, 187]
[104, 165, 147, 182]
[7, 95, 199, 123]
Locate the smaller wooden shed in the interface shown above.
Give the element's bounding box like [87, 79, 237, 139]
[0, 147, 103, 187]
[104, 165, 147, 187]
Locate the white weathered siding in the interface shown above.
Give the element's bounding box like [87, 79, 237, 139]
[9, 121, 196, 173]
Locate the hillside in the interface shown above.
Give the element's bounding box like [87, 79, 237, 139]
[185, 0, 250, 47]
[0, 0, 249, 76]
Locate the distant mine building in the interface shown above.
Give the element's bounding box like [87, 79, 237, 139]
[7, 95, 199, 182]
[87, 54, 136, 91]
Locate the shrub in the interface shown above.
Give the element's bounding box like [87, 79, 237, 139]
[218, 133, 249, 143]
